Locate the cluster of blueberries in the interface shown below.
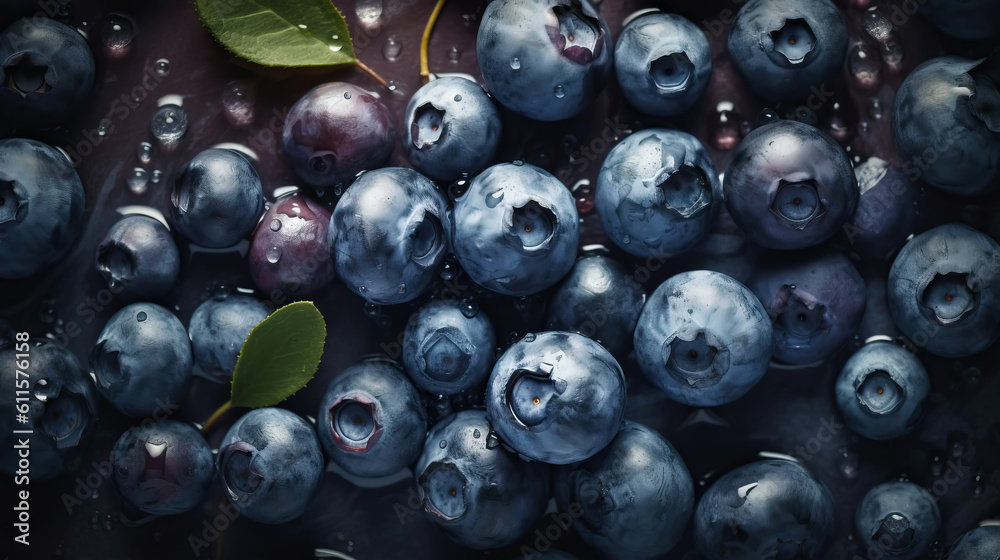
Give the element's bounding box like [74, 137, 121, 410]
[1, 0, 1000, 558]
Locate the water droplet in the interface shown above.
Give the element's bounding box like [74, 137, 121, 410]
[387, 81, 398, 92]
[440, 258, 458, 280]
[356, 0, 383, 29]
[127, 168, 148, 194]
[136, 142, 153, 165]
[512, 159, 524, 166]
[554, 84, 565, 98]
[510, 57, 521, 70]
[622, 235, 631, 245]
[438, 439, 447, 449]
[459, 297, 479, 318]
[344, 91, 352, 100]
[97, 124, 107, 137]
[383, 35, 402, 61]
[101, 14, 135, 57]
[485, 431, 501, 449]
[522, 333, 536, 342]
[328, 43, 343, 52]
[265, 246, 281, 264]
[485, 189, 504, 208]
[333, 184, 344, 196]
[363, 301, 381, 318]
[150, 170, 163, 184]
[154, 58, 170, 77]
[848, 44, 881, 91]
[151, 104, 188, 148]
[221, 81, 256, 126]
[447, 46, 461, 62]
[136, 311, 147, 322]
[453, 94, 462, 102]
[268, 219, 282, 232]
[472, 429, 481, 439]
[448, 180, 468, 201]
[210, 280, 230, 301]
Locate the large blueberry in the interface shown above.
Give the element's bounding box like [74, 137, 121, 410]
[477, 0, 613, 121]
[0, 138, 85, 279]
[95, 215, 180, 301]
[403, 77, 502, 182]
[694, 459, 835, 559]
[170, 148, 264, 248]
[89, 303, 192, 418]
[835, 340, 930, 440]
[724, 119, 858, 250]
[218, 407, 324, 524]
[188, 295, 270, 384]
[330, 167, 450, 305]
[892, 57, 1000, 196]
[596, 129, 720, 258]
[317, 358, 427, 478]
[615, 12, 711, 117]
[110, 420, 214, 516]
[947, 525, 1000, 559]
[727, 0, 847, 101]
[0, 338, 97, 480]
[414, 410, 549, 549]
[841, 157, 921, 261]
[0, 17, 95, 128]
[919, 0, 1000, 40]
[887, 223, 1000, 357]
[635, 270, 773, 407]
[402, 299, 496, 396]
[749, 251, 867, 365]
[486, 331, 626, 464]
[452, 163, 579, 296]
[544, 254, 646, 356]
[554, 421, 694, 559]
[855, 481, 941, 560]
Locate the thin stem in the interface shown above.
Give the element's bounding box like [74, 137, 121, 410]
[356, 60, 389, 88]
[202, 399, 233, 434]
[420, 0, 448, 82]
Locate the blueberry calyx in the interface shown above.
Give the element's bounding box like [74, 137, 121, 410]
[920, 272, 977, 325]
[649, 52, 693, 94]
[871, 512, 915, 552]
[220, 441, 263, 500]
[770, 180, 826, 229]
[411, 103, 446, 150]
[652, 165, 711, 218]
[508, 201, 556, 252]
[664, 332, 730, 388]
[329, 395, 383, 453]
[548, 1, 603, 65]
[38, 393, 87, 448]
[89, 341, 128, 391]
[308, 152, 337, 175]
[96, 241, 135, 287]
[410, 211, 445, 267]
[566, 469, 612, 531]
[855, 370, 904, 415]
[0, 180, 27, 227]
[969, 55, 1000, 132]
[771, 286, 830, 345]
[419, 461, 468, 521]
[505, 366, 567, 429]
[2, 54, 54, 97]
[419, 329, 473, 382]
[768, 19, 817, 67]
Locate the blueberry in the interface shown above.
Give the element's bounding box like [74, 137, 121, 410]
[452, 163, 579, 296]
[0, 138, 85, 279]
[218, 407, 324, 524]
[554, 421, 694, 559]
[614, 12, 711, 117]
[95, 215, 180, 301]
[402, 300, 496, 396]
[0, 17, 95, 128]
[486, 331, 626, 464]
[0, 338, 97, 480]
[887, 223, 1000, 357]
[727, 0, 847, 101]
[947, 525, 1000, 559]
[694, 459, 835, 559]
[835, 340, 930, 440]
[414, 410, 550, 549]
[543, 254, 646, 356]
[170, 148, 264, 248]
[634, 270, 773, 407]
[329, 167, 450, 305]
[403, 77, 502, 182]
[919, 0, 1000, 40]
[596, 128, 720, 258]
[110, 420, 214, 516]
[188, 295, 270, 384]
[317, 358, 427, 478]
[89, 303, 192, 418]
[724, 119, 859, 249]
[841, 157, 921, 260]
[855, 481, 941, 560]
[282, 82, 395, 190]
[248, 191, 335, 299]
[749, 251, 867, 365]
[476, 0, 613, 121]
[892, 56, 1000, 196]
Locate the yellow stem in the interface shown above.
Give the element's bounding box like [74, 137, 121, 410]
[202, 400, 233, 434]
[356, 60, 389, 88]
[420, 0, 448, 82]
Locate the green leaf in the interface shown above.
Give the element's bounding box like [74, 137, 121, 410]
[195, 0, 356, 68]
[230, 301, 326, 408]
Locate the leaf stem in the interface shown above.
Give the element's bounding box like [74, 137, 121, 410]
[202, 400, 234, 434]
[420, 0, 448, 83]
[356, 60, 389, 88]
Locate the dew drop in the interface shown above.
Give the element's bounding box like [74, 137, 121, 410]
[154, 58, 170, 77]
[453, 94, 462, 102]
[510, 57, 521, 70]
[221, 81, 256, 126]
[101, 14, 135, 57]
[472, 429, 481, 439]
[438, 439, 447, 449]
[269, 219, 282, 232]
[363, 301, 381, 318]
[459, 297, 479, 318]
[151, 104, 188, 148]
[554, 84, 565, 98]
[622, 235, 631, 245]
[136, 142, 153, 165]
[210, 280, 230, 301]
[344, 91, 352, 100]
[265, 246, 281, 264]
[383, 35, 402, 61]
[127, 168, 149, 194]
[136, 311, 147, 322]
[150, 170, 163, 184]
[447, 46, 461, 62]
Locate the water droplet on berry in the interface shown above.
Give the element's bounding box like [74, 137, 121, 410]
[472, 429, 481, 439]
[154, 59, 170, 77]
[127, 168, 148, 194]
[136, 142, 153, 165]
[136, 311, 147, 322]
[151, 104, 188, 148]
[151, 170, 163, 184]
[101, 14, 135, 58]
[438, 439, 447, 449]
[363, 301, 381, 318]
[447, 46, 461, 62]
[553, 84, 565, 98]
[453, 94, 462, 102]
[33, 379, 54, 402]
[459, 297, 478, 318]
[269, 219, 282, 232]
[383, 35, 402, 61]
[265, 246, 281, 264]
[510, 57, 521, 70]
[210, 281, 230, 301]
